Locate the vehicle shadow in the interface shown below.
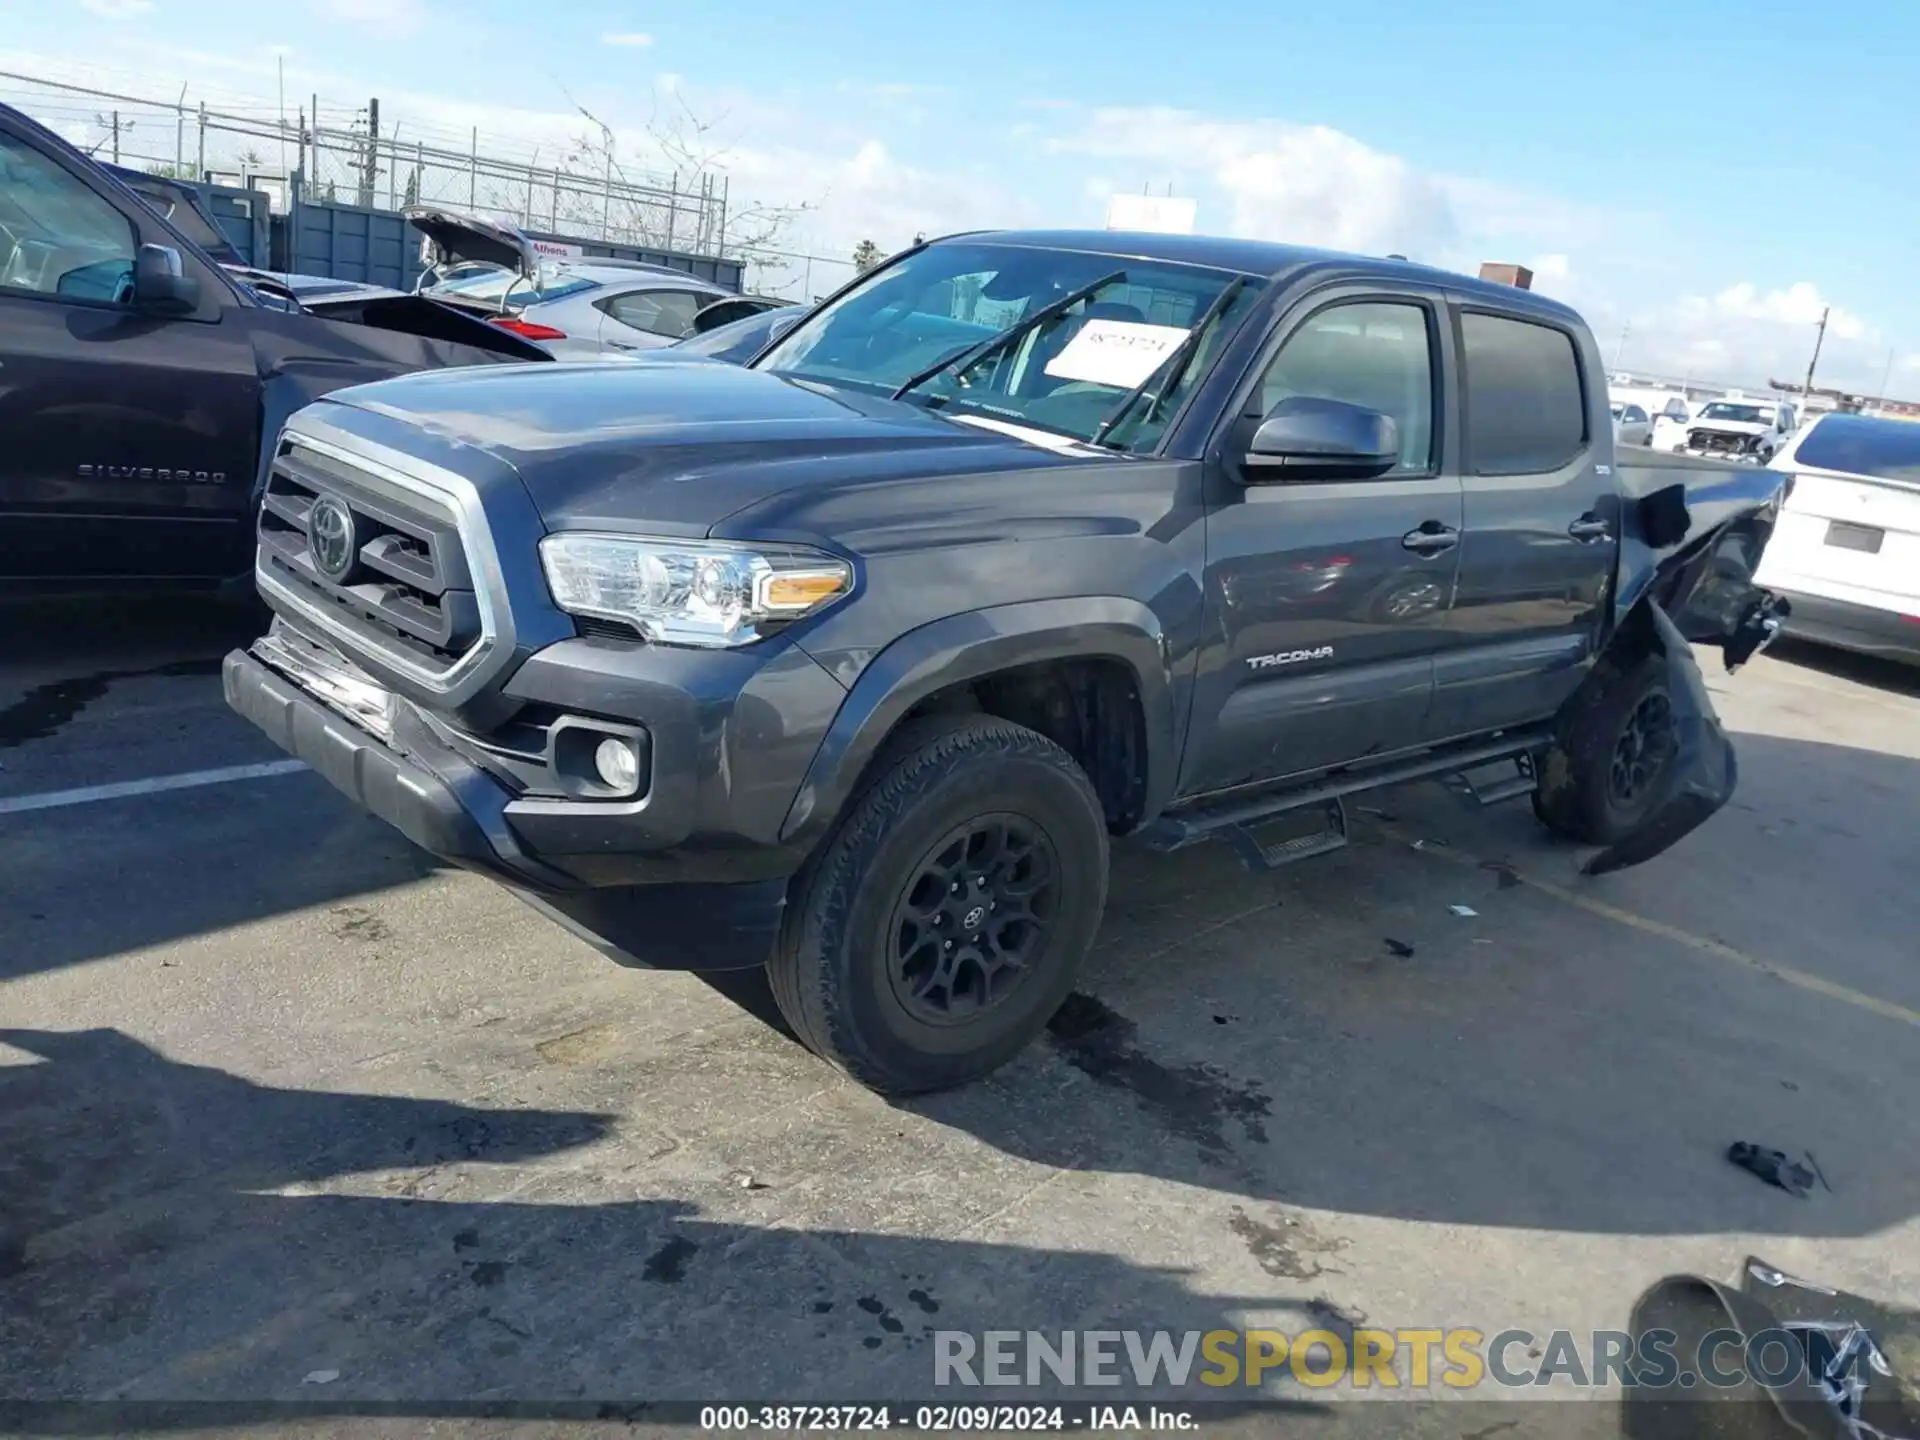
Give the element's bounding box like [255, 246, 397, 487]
[0, 1027, 1308, 1422]
[886, 728, 1920, 1241]
[0, 593, 448, 985]
[1764, 636, 1920, 697]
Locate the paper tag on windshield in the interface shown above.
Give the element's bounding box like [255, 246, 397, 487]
[1043, 320, 1191, 388]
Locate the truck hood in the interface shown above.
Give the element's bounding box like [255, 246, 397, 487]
[1691, 418, 1770, 436]
[314, 359, 1100, 534]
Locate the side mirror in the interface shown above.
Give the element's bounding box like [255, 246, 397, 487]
[132, 244, 201, 315]
[1243, 396, 1399, 480]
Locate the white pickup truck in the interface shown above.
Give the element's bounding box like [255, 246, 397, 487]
[1677, 397, 1799, 465]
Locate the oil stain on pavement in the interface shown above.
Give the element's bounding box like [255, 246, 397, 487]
[1045, 992, 1272, 1162]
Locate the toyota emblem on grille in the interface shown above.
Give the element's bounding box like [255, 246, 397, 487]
[307, 494, 357, 580]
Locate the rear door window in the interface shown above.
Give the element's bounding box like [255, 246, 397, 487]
[1460, 312, 1588, 474]
[603, 288, 710, 338]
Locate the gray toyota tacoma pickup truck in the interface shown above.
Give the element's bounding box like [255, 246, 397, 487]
[224, 229, 1788, 1093]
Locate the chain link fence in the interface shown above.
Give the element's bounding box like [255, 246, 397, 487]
[3, 69, 857, 300]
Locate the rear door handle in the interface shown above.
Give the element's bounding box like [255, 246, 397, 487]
[1402, 521, 1459, 555]
[1568, 515, 1611, 542]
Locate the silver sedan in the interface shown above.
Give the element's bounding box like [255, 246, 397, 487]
[424, 260, 737, 361]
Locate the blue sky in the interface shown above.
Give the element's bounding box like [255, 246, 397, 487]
[7, 0, 1913, 396]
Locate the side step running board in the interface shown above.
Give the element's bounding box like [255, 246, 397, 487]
[1137, 727, 1552, 855]
[1449, 752, 1538, 808]
[1224, 799, 1350, 873]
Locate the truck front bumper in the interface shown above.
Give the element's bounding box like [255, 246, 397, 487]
[223, 646, 796, 970]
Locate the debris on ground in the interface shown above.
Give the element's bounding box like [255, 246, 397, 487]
[731, 1172, 769, 1191]
[1448, 904, 1479, 918]
[1805, 1150, 1835, 1193]
[1309, 1295, 1369, 1328]
[1354, 805, 1398, 822]
[1479, 860, 1522, 889]
[302, 1369, 340, 1385]
[1727, 1142, 1818, 1198]
[1383, 938, 1416, 958]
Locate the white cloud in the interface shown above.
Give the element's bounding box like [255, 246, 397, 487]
[1048, 107, 1458, 258]
[1709, 281, 1866, 340]
[78, 0, 152, 17]
[1593, 283, 1884, 390]
[312, 0, 428, 38]
[6, 37, 1907, 392]
[602, 32, 654, 47]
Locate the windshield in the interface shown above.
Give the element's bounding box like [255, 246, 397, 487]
[1699, 402, 1769, 424]
[1794, 413, 1920, 483]
[122, 179, 235, 258]
[754, 241, 1265, 452]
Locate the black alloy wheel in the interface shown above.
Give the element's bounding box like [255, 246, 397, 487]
[1607, 690, 1676, 811]
[886, 814, 1060, 1025]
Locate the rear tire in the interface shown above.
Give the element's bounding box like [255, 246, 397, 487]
[1532, 653, 1677, 846]
[768, 715, 1109, 1095]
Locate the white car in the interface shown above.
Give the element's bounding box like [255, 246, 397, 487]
[1610, 400, 1653, 446]
[1678, 397, 1798, 464]
[1756, 411, 1920, 664]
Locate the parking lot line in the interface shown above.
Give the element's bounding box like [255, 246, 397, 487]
[1378, 821, 1920, 1030]
[0, 760, 308, 817]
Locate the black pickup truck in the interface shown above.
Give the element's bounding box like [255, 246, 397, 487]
[0, 102, 548, 594]
[224, 229, 1788, 1093]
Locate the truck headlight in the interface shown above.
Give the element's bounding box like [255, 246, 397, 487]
[538, 534, 853, 648]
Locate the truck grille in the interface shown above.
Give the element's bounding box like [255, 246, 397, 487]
[1687, 429, 1752, 455]
[257, 437, 483, 678]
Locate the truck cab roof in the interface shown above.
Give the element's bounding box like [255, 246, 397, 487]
[950, 229, 1583, 322]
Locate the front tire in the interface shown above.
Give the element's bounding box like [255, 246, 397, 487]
[768, 715, 1110, 1094]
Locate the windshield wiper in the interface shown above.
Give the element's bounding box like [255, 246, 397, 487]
[889, 269, 1127, 402]
[1090, 276, 1247, 449]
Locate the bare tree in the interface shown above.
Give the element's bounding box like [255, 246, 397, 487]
[852, 239, 883, 273]
[560, 90, 815, 260]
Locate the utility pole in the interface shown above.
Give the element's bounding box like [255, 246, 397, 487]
[1877, 347, 1896, 408]
[1613, 322, 1630, 372]
[111, 110, 120, 165]
[357, 97, 380, 209]
[1803, 306, 1830, 403]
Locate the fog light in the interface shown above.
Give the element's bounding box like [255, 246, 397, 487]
[593, 737, 640, 794]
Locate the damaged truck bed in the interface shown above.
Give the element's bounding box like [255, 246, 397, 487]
[225, 227, 1789, 1094]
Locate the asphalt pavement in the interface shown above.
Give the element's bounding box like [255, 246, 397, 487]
[3, 596, 1917, 1435]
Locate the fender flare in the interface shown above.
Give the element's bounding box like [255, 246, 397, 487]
[779, 596, 1180, 848]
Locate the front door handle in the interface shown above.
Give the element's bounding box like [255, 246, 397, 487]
[1567, 514, 1611, 542]
[1402, 521, 1459, 555]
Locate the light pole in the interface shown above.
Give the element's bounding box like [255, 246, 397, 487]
[1613, 322, 1630, 372]
[1803, 306, 1830, 404]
